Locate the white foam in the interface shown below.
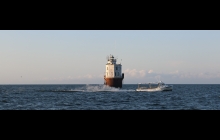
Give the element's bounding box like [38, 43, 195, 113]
[74, 85, 135, 92]
[68, 89, 85, 92]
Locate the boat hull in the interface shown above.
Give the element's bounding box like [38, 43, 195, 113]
[136, 88, 162, 92]
[136, 85, 173, 92]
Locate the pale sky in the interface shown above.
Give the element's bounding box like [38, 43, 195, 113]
[0, 30, 220, 84]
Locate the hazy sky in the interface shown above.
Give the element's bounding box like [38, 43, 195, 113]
[1, 30, 220, 84]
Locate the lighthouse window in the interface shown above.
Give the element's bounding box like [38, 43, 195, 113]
[116, 67, 117, 70]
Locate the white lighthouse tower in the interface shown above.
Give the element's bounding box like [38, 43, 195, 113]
[104, 54, 124, 88]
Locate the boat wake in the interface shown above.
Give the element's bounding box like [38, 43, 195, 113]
[37, 89, 85, 92]
[73, 85, 135, 92]
[53, 89, 85, 92]
[38, 85, 137, 93]
[47, 85, 136, 93]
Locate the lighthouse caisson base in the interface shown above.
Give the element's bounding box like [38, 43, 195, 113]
[104, 74, 124, 88]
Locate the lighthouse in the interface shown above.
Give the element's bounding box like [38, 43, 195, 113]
[104, 54, 124, 88]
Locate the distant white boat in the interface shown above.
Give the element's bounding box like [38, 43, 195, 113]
[136, 81, 173, 92]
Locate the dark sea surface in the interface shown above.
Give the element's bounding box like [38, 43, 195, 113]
[0, 84, 220, 110]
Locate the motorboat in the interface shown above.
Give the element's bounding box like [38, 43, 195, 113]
[136, 81, 173, 92]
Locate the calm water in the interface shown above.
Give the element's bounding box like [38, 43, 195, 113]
[0, 84, 220, 110]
